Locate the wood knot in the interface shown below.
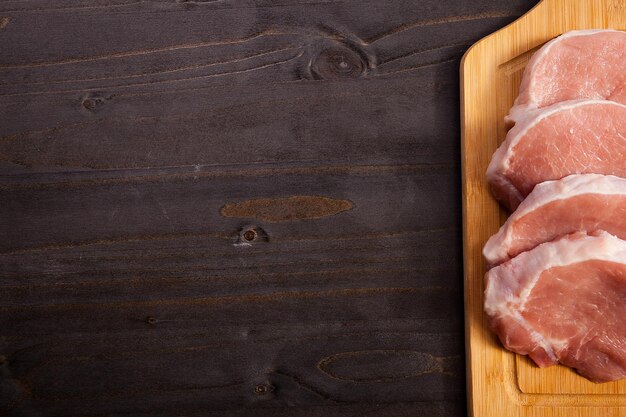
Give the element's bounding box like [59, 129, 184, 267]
[145, 316, 158, 325]
[312, 46, 365, 80]
[236, 225, 268, 245]
[253, 383, 274, 395]
[81, 93, 106, 113]
[243, 229, 257, 242]
[0, 355, 7, 365]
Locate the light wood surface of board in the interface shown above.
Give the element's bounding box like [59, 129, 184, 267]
[460, 0, 626, 416]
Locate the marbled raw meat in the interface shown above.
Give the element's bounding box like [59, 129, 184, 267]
[484, 174, 626, 266]
[487, 99, 626, 211]
[507, 29, 626, 125]
[485, 231, 626, 383]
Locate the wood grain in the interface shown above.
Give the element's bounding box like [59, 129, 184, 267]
[461, 1, 626, 416]
[0, 0, 538, 415]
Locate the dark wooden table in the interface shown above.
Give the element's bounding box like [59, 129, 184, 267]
[0, 1, 538, 415]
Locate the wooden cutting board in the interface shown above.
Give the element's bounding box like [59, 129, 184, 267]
[460, 0, 626, 416]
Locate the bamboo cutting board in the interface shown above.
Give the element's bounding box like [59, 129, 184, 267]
[460, 0, 626, 416]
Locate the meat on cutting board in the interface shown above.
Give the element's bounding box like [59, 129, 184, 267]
[507, 29, 626, 125]
[484, 231, 626, 383]
[483, 174, 626, 266]
[487, 99, 626, 211]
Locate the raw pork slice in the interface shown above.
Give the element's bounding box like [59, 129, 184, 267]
[487, 99, 626, 211]
[507, 29, 626, 125]
[484, 231, 626, 383]
[484, 174, 626, 266]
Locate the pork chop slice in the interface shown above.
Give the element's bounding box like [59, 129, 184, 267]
[484, 174, 626, 266]
[507, 29, 626, 125]
[487, 99, 626, 211]
[485, 231, 626, 383]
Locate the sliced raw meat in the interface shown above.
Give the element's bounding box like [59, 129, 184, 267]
[485, 231, 626, 383]
[484, 174, 626, 266]
[507, 29, 626, 125]
[487, 99, 626, 211]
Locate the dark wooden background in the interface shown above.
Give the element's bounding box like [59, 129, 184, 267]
[0, 1, 538, 416]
